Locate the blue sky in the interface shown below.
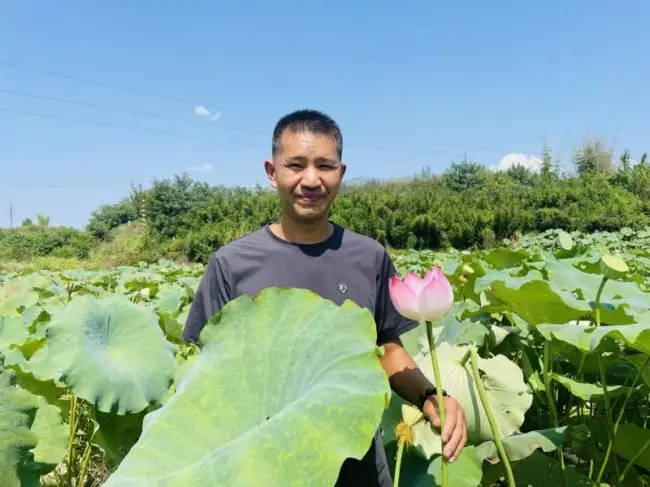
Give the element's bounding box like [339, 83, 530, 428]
[1, 1, 648, 229]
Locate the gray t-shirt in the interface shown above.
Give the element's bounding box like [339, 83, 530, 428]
[183, 222, 418, 487]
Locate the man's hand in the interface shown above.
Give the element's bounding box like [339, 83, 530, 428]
[422, 395, 467, 463]
[379, 338, 468, 463]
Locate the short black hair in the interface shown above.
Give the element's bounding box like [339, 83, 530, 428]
[271, 109, 343, 159]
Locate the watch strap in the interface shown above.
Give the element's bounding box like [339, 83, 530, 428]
[419, 386, 447, 409]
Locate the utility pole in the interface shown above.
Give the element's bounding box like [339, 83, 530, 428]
[9, 202, 13, 228]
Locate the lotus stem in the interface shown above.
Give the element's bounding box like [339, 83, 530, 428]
[543, 341, 567, 487]
[394, 441, 405, 487]
[594, 276, 608, 328]
[424, 319, 447, 487]
[596, 355, 625, 484]
[459, 348, 472, 367]
[77, 441, 93, 486]
[67, 394, 78, 485]
[470, 347, 515, 487]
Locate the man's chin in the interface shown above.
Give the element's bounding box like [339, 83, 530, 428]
[291, 204, 328, 221]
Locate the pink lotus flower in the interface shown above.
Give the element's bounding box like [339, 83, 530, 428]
[389, 267, 454, 322]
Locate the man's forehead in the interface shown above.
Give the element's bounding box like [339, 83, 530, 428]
[278, 130, 340, 159]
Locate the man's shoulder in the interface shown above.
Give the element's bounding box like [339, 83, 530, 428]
[337, 224, 389, 262]
[209, 226, 269, 264]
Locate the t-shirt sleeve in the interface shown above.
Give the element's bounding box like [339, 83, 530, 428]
[182, 255, 232, 344]
[375, 249, 419, 345]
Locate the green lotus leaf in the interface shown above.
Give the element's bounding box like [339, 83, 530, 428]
[104, 288, 391, 487]
[489, 280, 591, 325]
[25, 294, 178, 414]
[614, 423, 650, 472]
[550, 373, 630, 401]
[0, 359, 40, 487]
[476, 425, 590, 464]
[507, 450, 595, 486]
[558, 231, 575, 251]
[29, 396, 68, 473]
[537, 323, 650, 355]
[0, 274, 48, 315]
[0, 315, 30, 353]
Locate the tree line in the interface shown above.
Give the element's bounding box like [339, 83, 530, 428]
[3, 140, 649, 264]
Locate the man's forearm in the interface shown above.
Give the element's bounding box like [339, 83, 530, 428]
[379, 339, 435, 409]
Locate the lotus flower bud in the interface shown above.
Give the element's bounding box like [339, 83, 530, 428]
[388, 267, 454, 322]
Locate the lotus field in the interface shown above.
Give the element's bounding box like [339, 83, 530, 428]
[1, 227, 649, 486]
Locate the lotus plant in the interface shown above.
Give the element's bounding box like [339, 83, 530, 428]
[389, 267, 454, 487]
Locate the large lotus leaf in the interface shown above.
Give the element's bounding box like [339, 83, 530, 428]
[537, 323, 650, 355]
[383, 343, 532, 459]
[0, 315, 30, 353]
[104, 288, 391, 487]
[0, 274, 48, 315]
[90, 409, 145, 466]
[550, 373, 631, 400]
[614, 423, 650, 472]
[476, 425, 590, 464]
[482, 248, 531, 270]
[25, 294, 178, 414]
[0, 361, 40, 487]
[29, 396, 67, 473]
[543, 258, 644, 301]
[489, 280, 592, 325]
[506, 450, 595, 486]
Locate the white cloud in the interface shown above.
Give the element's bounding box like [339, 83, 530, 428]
[188, 163, 213, 172]
[489, 152, 543, 173]
[194, 105, 210, 117]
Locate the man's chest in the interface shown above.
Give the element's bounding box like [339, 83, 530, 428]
[230, 252, 378, 312]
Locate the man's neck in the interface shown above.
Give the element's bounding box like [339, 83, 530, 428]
[271, 216, 333, 244]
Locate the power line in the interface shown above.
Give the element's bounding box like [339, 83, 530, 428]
[0, 107, 268, 146]
[0, 60, 501, 153]
[0, 88, 266, 134]
[0, 103, 477, 158]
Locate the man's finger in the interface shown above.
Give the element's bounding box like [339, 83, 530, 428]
[449, 410, 467, 462]
[443, 410, 463, 460]
[441, 402, 457, 443]
[426, 401, 440, 428]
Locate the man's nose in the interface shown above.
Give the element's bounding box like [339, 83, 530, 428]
[301, 166, 321, 187]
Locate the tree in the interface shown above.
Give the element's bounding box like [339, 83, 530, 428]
[619, 149, 632, 172]
[36, 214, 50, 226]
[441, 160, 487, 192]
[573, 137, 616, 176]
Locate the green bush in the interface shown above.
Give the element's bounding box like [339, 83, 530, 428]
[121, 167, 649, 263]
[0, 227, 96, 261]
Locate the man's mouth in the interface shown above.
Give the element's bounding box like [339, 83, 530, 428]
[296, 194, 325, 203]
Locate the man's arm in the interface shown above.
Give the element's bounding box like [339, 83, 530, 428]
[379, 338, 467, 463]
[182, 255, 232, 344]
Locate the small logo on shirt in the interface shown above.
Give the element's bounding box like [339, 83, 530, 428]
[337, 282, 348, 294]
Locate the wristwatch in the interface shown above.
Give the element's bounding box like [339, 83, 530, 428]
[419, 386, 448, 410]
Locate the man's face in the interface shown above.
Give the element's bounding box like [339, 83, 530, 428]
[265, 128, 346, 222]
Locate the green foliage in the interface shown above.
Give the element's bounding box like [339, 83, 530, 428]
[0, 227, 96, 261]
[86, 198, 139, 240]
[1, 228, 649, 486]
[441, 159, 488, 192]
[133, 169, 649, 263]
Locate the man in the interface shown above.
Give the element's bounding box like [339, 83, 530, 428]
[182, 109, 467, 486]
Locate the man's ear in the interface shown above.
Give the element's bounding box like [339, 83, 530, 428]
[340, 162, 347, 178]
[264, 160, 277, 189]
